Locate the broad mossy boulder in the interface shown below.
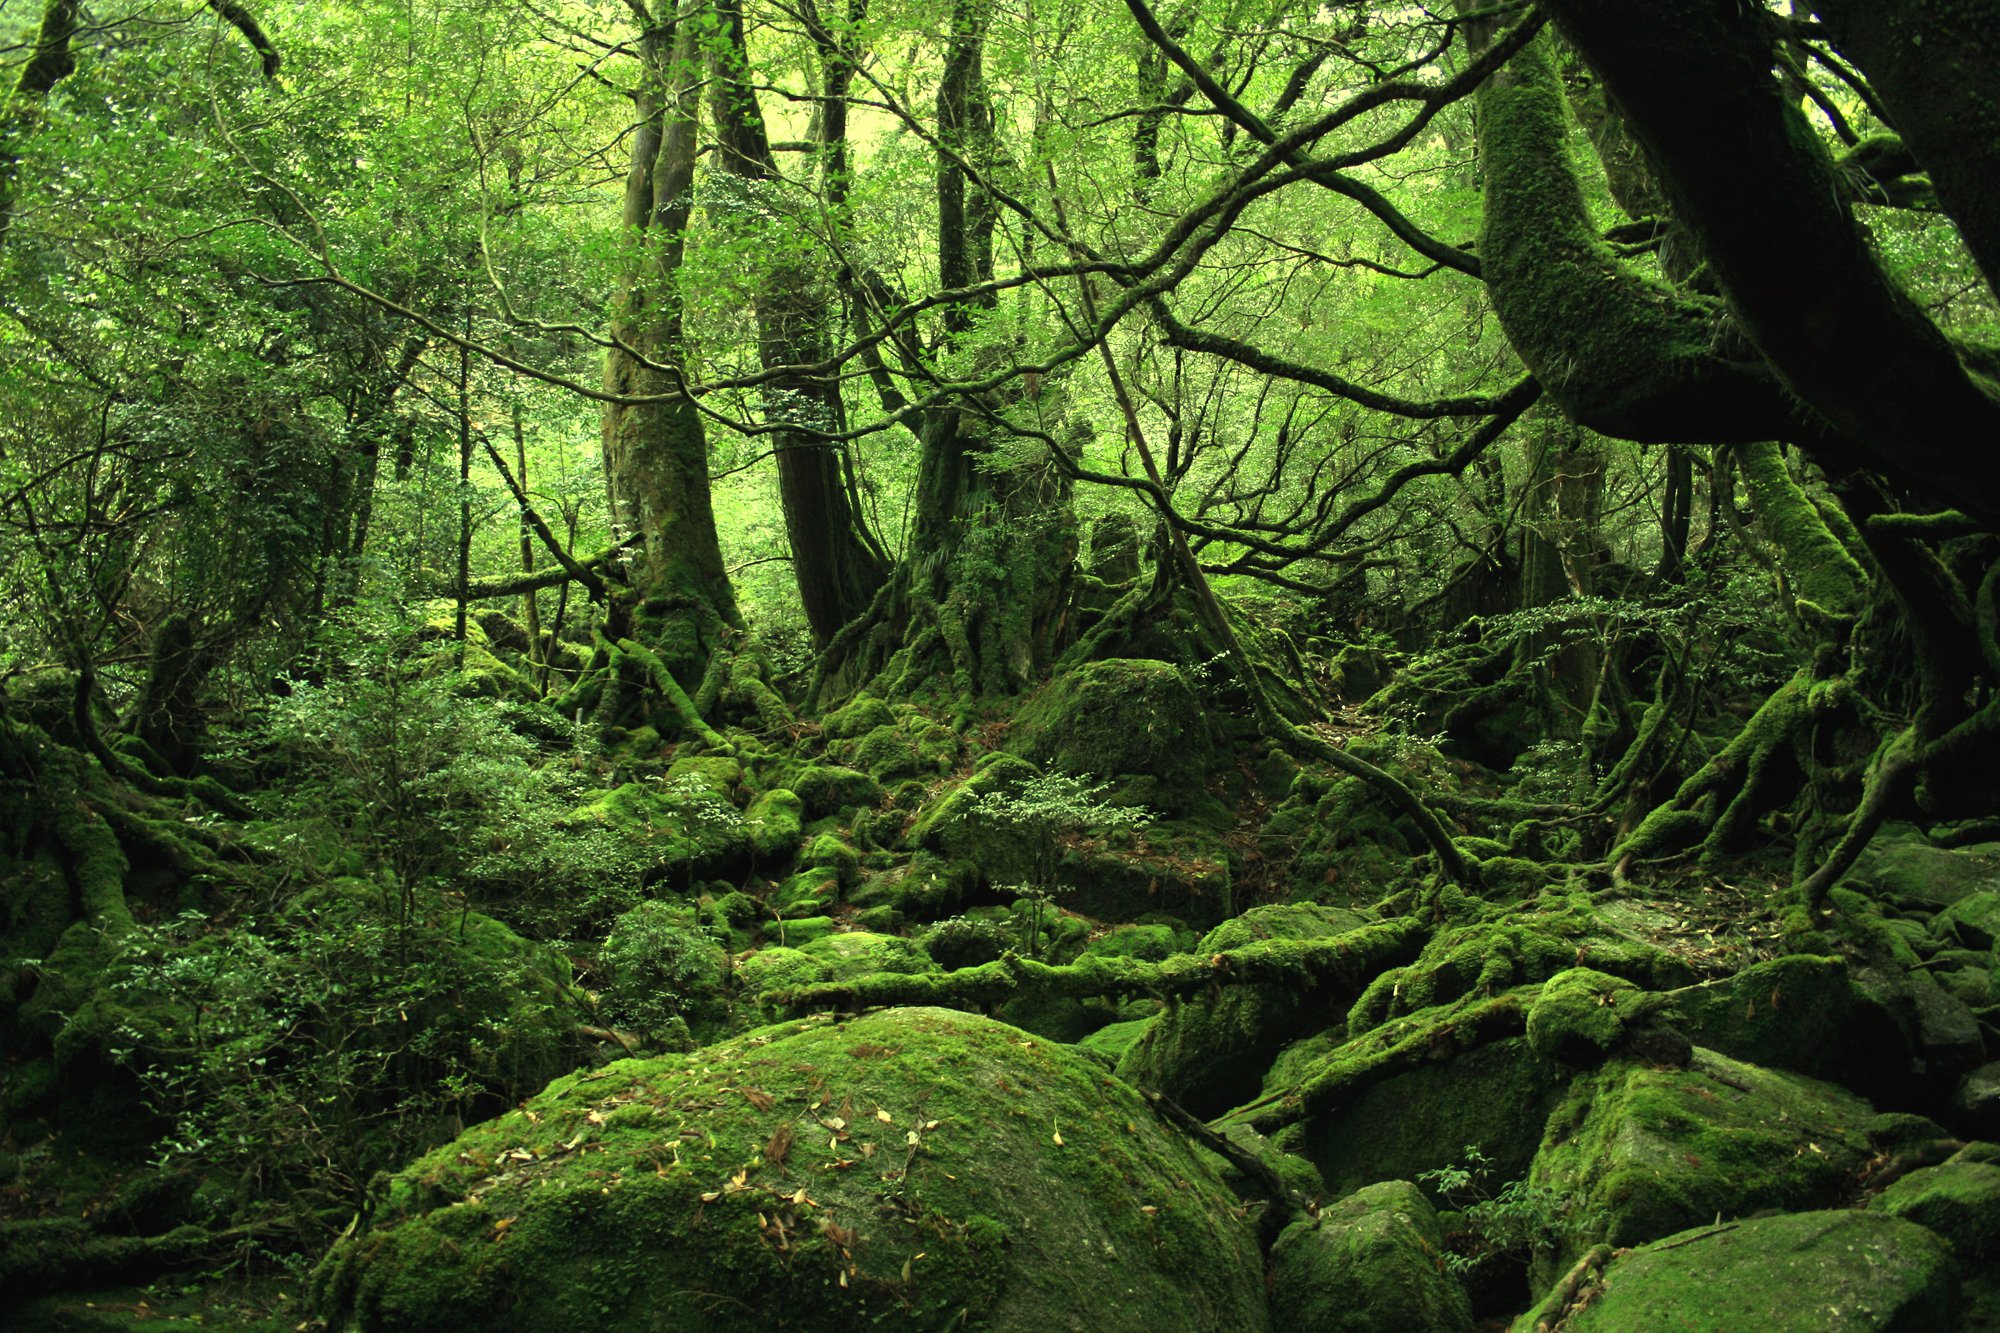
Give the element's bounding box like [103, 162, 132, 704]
[1512, 1211, 1959, 1332]
[795, 931, 936, 981]
[736, 946, 834, 999]
[791, 765, 884, 819]
[1532, 1049, 1875, 1257]
[1080, 923, 1182, 963]
[1269, 1180, 1473, 1333]
[1116, 904, 1375, 1118]
[800, 833, 861, 888]
[1006, 659, 1210, 813]
[820, 693, 895, 740]
[1671, 954, 1907, 1089]
[1936, 891, 2000, 951]
[1525, 967, 1649, 1066]
[1842, 824, 2000, 910]
[1874, 1158, 2000, 1259]
[311, 1008, 1270, 1333]
[744, 788, 805, 862]
[569, 776, 748, 882]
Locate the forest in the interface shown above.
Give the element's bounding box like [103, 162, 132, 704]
[3, 0, 2000, 1328]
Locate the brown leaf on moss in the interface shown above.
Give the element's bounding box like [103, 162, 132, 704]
[766, 1122, 794, 1166]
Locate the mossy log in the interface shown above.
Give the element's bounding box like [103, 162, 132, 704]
[766, 918, 1428, 1016]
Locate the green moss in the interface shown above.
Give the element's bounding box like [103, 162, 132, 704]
[1737, 442, 1867, 622]
[801, 833, 861, 888]
[796, 931, 936, 980]
[1671, 954, 1905, 1084]
[744, 788, 804, 862]
[790, 765, 885, 818]
[1075, 1017, 1151, 1068]
[1269, 1180, 1473, 1333]
[773, 868, 841, 915]
[1005, 659, 1210, 815]
[1525, 967, 1650, 1065]
[311, 1008, 1269, 1333]
[1532, 1050, 1876, 1258]
[821, 693, 895, 740]
[1874, 1158, 2000, 1258]
[1515, 1211, 1958, 1332]
[1080, 924, 1182, 963]
[906, 753, 1042, 886]
[737, 946, 834, 1000]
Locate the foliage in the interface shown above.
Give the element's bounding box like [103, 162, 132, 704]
[970, 774, 1148, 957]
[1417, 1144, 1604, 1276]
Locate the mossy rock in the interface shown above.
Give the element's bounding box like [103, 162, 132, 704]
[773, 868, 841, 915]
[1075, 1018, 1151, 1068]
[791, 766, 885, 819]
[310, 1008, 1270, 1333]
[664, 754, 744, 801]
[843, 724, 930, 782]
[568, 779, 749, 882]
[744, 789, 805, 862]
[1531, 1049, 1876, 1257]
[1300, 1035, 1572, 1204]
[801, 834, 861, 888]
[1874, 1158, 2000, 1259]
[820, 693, 895, 740]
[1006, 660, 1210, 815]
[1670, 954, 1907, 1089]
[1955, 1062, 2000, 1138]
[1269, 1180, 1473, 1333]
[1936, 891, 2000, 951]
[769, 915, 834, 948]
[1512, 1211, 1958, 1332]
[1116, 904, 1376, 1118]
[1061, 821, 1235, 927]
[1525, 968, 1650, 1066]
[906, 754, 1042, 887]
[1080, 924, 1182, 963]
[1842, 825, 2000, 910]
[737, 947, 835, 1004]
[795, 931, 936, 980]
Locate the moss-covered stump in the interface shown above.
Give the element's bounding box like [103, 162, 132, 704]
[1005, 659, 1210, 814]
[1874, 1157, 2000, 1260]
[1116, 905, 1377, 1118]
[1268, 1180, 1473, 1333]
[310, 1008, 1269, 1333]
[1532, 1050, 1876, 1258]
[1511, 1212, 1959, 1332]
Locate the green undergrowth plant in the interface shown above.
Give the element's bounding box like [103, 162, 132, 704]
[971, 774, 1147, 957]
[1417, 1144, 1603, 1276]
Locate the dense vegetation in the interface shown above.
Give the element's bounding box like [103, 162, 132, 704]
[4, 0, 2000, 1328]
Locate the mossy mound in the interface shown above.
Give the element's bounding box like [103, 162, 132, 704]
[796, 931, 937, 980]
[1512, 1211, 1959, 1332]
[1842, 825, 2000, 910]
[1268, 1180, 1473, 1333]
[567, 777, 749, 882]
[1873, 1157, 2000, 1259]
[1006, 659, 1209, 812]
[310, 1008, 1269, 1333]
[1116, 904, 1372, 1117]
[1525, 967, 1649, 1066]
[790, 765, 884, 819]
[906, 753, 1041, 887]
[744, 789, 805, 862]
[1532, 1049, 1876, 1256]
[1670, 954, 1906, 1088]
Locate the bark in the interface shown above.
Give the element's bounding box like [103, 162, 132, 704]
[709, 0, 886, 647]
[0, 0, 80, 258]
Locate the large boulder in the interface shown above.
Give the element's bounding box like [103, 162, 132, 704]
[1843, 825, 2000, 910]
[1268, 1180, 1473, 1333]
[1006, 659, 1209, 813]
[1512, 1211, 1959, 1332]
[1671, 954, 1907, 1087]
[1531, 1049, 1876, 1256]
[312, 1008, 1268, 1333]
[1873, 1155, 2000, 1260]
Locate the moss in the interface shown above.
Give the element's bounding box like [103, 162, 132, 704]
[850, 851, 968, 920]
[1116, 904, 1398, 1118]
[1075, 1017, 1151, 1068]
[796, 931, 936, 980]
[1005, 659, 1210, 815]
[744, 788, 804, 862]
[1532, 1049, 1876, 1259]
[1525, 968, 1650, 1066]
[801, 833, 861, 888]
[1515, 1211, 1958, 1333]
[906, 752, 1042, 887]
[820, 693, 895, 740]
[310, 1008, 1269, 1333]
[1873, 1159, 2000, 1259]
[769, 915, 834, 947]
[1737, 442, 1867, 622]
[1269, 1180, 1473, 1333]
[845, 724, 929, 781]
[1080, 924, 1182, 963]
[567, 779, 749, 882]
[790, 765, 885, 818]
[737, 946, 835, 1001]
[1670, 954, 1907, 1086]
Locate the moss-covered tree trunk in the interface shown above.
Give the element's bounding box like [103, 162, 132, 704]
[597, 15, 741, 727]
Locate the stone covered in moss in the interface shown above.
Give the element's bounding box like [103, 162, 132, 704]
[790, 765, 885, 818]
[820, 693, 895, 740]
[1525, 967, 1648, 1066]
[1116, 904, 1374, 1118]
[1005, 659, 1209, 813]
[744, 788, 804, 862]
[1874, 1158, 2000, 1259]
[1937, 891, 2000, 950]
[1532, 1049, 1875, 1256]
[1512, 1212, 1958, 1332]
[1669, 954, 1906, 1087]
[311, 1008, 1269, 1333]
[1080, 924, 1182, 963]
[1268, 1180, 1473, 1333]
[568, 777, 748, 881]
[796, 931, 936, 980]
[1843, 825, 2000, 910]
[906, 753, 1041, 887]
[736, 946, 833, 999]
[800, 833, 861, 888]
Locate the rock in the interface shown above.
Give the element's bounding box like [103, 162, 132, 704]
[1672, 954, 1906, 1086]
[1513, 1211, 1958, 1332]
[795, 930, 936, 980]
[789, 765, 884, 818]
[1936, 891, 2000, 950]
[907, 753, 1043, 887]
[1268, 1180, 1473, 1333]
[311, 1008, 1270, 1333]
[1116, 904, 1374, 1117]
[743, 788, 804, 862]
[735, 946, 832, 1000]
[1845, 826, 2000, 910]
[799, 833, 860, 888]
[1301, 1036, 1572, 1204]
[1954, 1062, 2000, 1137]
[820, 693, 895, 740]
[1006, 659, 1210, 814]
[1905, 969, 1984, 1074]
[1874, 1158, 2000, 1259]
[1531, 1049, 1876, 1255]
[1525, 968, 1648, 1066]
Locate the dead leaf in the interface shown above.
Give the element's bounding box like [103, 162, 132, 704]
[742, 1087, 776, 1112]
[766, 1122, 794, 1166]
